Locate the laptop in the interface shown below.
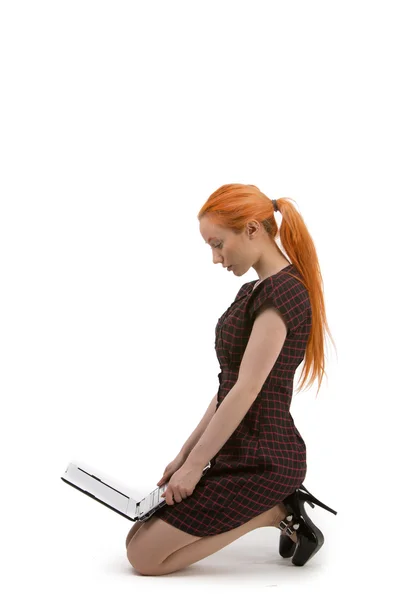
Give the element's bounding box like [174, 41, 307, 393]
[61, 460, 212, 522]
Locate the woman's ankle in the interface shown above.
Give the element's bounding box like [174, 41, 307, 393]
[276, 502, 298, 543]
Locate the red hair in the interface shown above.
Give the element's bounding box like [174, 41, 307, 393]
[197, 183, 337, 397]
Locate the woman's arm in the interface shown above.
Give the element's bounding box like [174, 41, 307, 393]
[179, 392, 218, 458]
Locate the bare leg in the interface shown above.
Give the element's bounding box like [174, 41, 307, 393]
[125, 520, 146, 549]
[126, 502, 296, 553]
[148, 503, 295, 576]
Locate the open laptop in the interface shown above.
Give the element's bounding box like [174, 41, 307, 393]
[61, 460, 212, 522]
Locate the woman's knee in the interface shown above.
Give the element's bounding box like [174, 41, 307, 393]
[125, 521, 145, 549]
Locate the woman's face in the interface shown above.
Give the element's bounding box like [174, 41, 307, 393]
[199, 216, 260, 276]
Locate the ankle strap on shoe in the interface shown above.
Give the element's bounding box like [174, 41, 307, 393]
[279, 513, 300, 535]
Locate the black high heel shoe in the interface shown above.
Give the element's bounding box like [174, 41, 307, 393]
[278, 483, 338, 566]
[278, 484, 314, 558]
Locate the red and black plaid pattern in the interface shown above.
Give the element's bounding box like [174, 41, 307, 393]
[155, 264, 311, 536]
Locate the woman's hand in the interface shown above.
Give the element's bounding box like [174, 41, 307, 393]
[161, 462, 204, 505]
[156, 451, 187, 487]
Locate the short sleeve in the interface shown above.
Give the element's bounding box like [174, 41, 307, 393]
[248, 275, 310, 333]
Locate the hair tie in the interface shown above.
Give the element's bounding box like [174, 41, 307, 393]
[272, 199, 278, 212]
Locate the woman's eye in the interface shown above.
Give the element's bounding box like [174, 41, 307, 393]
[215, 243, 223, 249]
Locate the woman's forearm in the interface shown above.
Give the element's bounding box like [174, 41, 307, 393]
[185, 382, 257, 468]
[179, 392, 218, 458]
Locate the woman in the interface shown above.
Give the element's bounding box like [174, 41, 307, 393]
[126, 183, 337, 576]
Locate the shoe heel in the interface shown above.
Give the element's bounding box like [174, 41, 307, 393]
[299, 485, 338, 515]
[283, 486, 337, 567]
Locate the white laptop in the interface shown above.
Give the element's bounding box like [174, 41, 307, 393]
[61, 460, 212, 522]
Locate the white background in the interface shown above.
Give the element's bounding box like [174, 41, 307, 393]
[1, 0, 398, 596]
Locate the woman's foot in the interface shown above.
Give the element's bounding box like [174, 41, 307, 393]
[273, 502, 298, 543]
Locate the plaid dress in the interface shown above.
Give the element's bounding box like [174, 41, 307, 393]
[155, 264, 311, 536]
